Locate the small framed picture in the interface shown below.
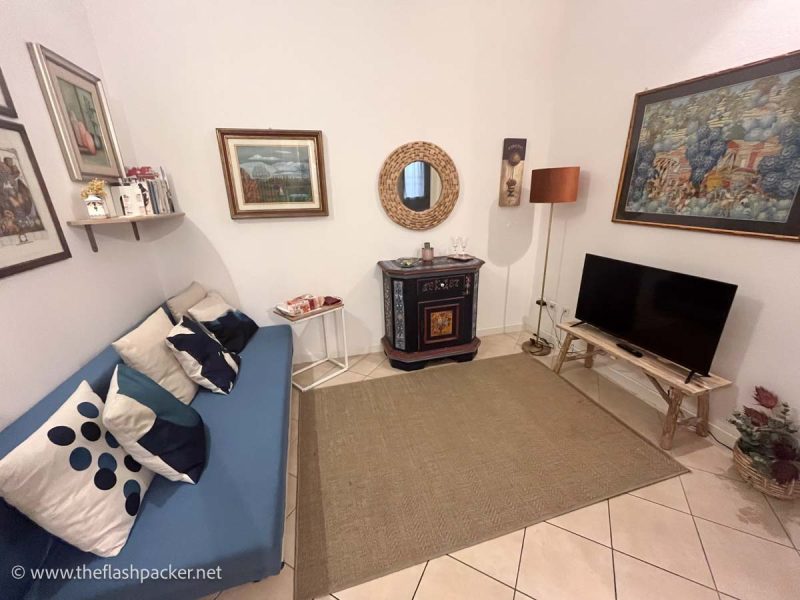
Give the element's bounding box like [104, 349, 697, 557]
[0, 119, 71, 279]
[0, 65, 17, 118]
[498, 138, 527, 206]
[216, 128, 328, 219]
[28, 43, 125, 181]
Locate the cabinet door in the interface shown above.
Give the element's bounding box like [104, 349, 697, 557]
[416, 273, 474, 351]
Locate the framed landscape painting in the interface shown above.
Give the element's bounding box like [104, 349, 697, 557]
[614, 50, 800, 241]
[0, 119, 71, 279]
[28, 43, 124, 181]
[216, 128, 328, 219]
[0, 65, 17, 118]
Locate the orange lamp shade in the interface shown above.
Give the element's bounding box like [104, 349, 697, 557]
[529, 166, 580, 204]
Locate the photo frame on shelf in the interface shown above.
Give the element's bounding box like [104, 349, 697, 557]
[0, 65, 17, 119]
[28, 43, 124, 182]
[614, 50, 800, 241]
[0, 119, 71, 279]
[216, 128, 328, 219]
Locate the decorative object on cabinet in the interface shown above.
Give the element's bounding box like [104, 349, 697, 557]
[216, 128, 328, 219]
[421, 241, 434, 262]
[81, 179, 109, 219]
[379, 256, 483, 370]
[28, 43, 124, 181]
[730, 386, 799, 499]
[0, 65, 17, 118]
[0, 119, 71, 279]
[274, 300, 349, 392]
[614, 50, 800, 241]
[525, 166, 580, 356]
[379, 141, 459, 230]
[498, 138, 527, 206]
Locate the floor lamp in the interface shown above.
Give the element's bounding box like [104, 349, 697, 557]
[525, 166, 580, 356]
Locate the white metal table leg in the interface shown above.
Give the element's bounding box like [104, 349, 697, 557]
[291, 307, 349, 392]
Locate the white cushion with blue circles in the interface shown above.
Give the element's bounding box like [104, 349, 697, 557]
[0, 381, 153, 557]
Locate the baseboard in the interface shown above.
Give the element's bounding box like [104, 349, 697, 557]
[292, 324, 524, 365]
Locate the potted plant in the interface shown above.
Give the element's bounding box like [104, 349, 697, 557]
[729, 386, 799, 500]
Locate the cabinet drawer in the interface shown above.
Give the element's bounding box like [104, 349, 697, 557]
[417, 274, 470, 299]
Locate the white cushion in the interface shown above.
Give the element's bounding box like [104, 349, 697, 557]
[166, 281, 207, 321]
[0, 382, 154, 557]
[112, 308, 198, 405]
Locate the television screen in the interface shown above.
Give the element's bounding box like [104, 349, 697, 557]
[575, 254, 737, 376]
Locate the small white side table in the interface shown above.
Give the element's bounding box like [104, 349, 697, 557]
[274, 302, 349, 392]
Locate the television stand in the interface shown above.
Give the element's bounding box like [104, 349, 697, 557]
[616, 342, 643, 358]
[552, 322, 732, 450]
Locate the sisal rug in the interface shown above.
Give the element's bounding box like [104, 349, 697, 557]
[295, 354, 686, 598]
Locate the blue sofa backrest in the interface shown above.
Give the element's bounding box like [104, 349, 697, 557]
[0, 304, 174, 599]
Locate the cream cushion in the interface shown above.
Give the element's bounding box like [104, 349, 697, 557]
[166, 281, 207, 321]
[112, 308, 198, 405]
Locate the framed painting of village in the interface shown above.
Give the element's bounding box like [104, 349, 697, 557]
[613, 50, 800, 241]
[216, 128, 328, 219]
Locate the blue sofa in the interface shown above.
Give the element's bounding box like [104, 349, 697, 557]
[0, 308, 293, 600]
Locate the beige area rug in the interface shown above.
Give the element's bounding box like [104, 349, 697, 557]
[295, 354, 687, 598]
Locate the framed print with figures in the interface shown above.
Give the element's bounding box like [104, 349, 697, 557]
[0, 119, 71, 279]
[216, 128, 328, 219]
[614, 50, 800, 241]
[28, 43, 124, 181]
[0, 65, 17, 118]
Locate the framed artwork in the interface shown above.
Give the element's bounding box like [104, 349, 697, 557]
[614, 50, 800, 241]
[28, 43, 124, 182]
[0, 65, 17, 118]
[498, 138, 527, 206]
[216, 128, 328, 219]
[0, 119, 71, 279]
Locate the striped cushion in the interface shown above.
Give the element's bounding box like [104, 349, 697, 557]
[166, 317, 240, 394]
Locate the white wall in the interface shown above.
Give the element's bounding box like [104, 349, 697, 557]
[537, 0, 800, 440]
[0, 0, 166, 428]
[84, 0, 565, 361]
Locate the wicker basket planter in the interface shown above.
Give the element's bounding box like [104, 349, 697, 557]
[733, 441, 800, 500]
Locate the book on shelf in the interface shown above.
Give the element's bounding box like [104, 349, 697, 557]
[109, 167, 176, 217]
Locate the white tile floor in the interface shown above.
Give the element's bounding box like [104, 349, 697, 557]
[206, 333, 800, 600]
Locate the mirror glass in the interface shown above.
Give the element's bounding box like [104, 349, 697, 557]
[397, 161, 442, 212]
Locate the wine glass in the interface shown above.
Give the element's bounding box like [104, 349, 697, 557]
[459, 236, 469, 257]
[450, 236, 462, 256]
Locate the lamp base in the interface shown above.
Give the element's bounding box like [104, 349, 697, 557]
[522, 334, 552, 357]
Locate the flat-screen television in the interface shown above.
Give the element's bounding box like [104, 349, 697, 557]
[575, 254, 737, 376]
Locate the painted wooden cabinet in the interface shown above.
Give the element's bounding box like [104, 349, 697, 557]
[378, 257, 484, 370]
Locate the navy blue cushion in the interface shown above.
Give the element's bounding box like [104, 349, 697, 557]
[204, 309, 258, 354]
[1, 324, 293, 600]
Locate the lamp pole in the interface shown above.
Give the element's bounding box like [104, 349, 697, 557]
[534, 203, 554, 350]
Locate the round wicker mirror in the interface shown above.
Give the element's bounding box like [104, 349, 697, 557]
[379, 141, 459, 230]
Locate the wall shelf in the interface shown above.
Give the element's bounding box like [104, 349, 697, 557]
[66, 212, 184, 253]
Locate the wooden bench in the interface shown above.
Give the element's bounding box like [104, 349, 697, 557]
[552, 322, 732, 450]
